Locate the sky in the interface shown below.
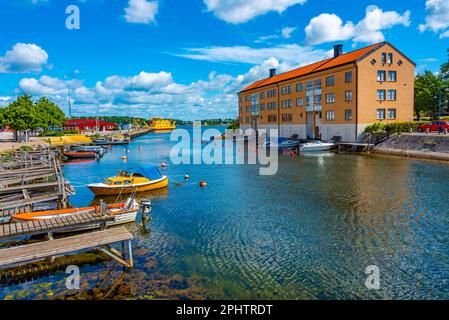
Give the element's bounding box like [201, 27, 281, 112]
[0, 0, 448, 120]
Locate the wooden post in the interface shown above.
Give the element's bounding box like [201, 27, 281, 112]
[128, 240, 133, 268]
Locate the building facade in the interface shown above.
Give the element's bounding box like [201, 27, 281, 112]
[238, 42, 415, 142]
[64, 119, 118, 132]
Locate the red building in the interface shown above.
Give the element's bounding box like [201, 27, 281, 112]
[64, 119, 118, 132]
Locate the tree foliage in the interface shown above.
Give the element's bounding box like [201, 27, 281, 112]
[414, 48, 449, 120]
[0, 95, 66, 131]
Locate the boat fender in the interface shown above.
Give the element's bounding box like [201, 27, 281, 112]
[184, 175, 190, 180]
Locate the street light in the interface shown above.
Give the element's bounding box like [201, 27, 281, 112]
[437, 87, 449, 132]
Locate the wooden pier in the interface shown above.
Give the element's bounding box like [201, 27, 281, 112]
[0, 149, 74, 216]
[0, 227, 134, 269]
[332, 142, 375, 153]
[0, 147, 136, 283]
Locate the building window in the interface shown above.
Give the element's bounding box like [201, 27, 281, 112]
[326, 76, 335, 87]
[296, 83, 303, 92]
[281, 113, 293, 122]
[246, 95, 250, 102]
[260, 103, 265, 111]
[345, 71, 353, 83]
[246, 117, 250, 123]
[240, 107, 243, 113]
[246, 106, 249, 112]
[388, 71, 397, 82]
[281, 100, 292, 108]
[260, 91, 265, 99]
[268, 115, 277, 122]
[398, 60, 403, 66]
[267, 102, 277, 110]
[239, 96, 243, 103]
[387, 53, 393, 65]
[345, 91, 353, 102]
[377, 108, 386, 120]
[326, 110, 335, 121]
[297, 98, 303, 107]
[345, 109, 353, 120]
[371, 58, 376, 65]
[314, 79, 322, 89]
[377, 70, 386, 82]
[326, 93, 336, 104]
[281, 85, 292, 95]
[377, 90, 386, 101]
[387, 90, 397, 101]
[388, 108, 397, 119]
[381, 53, 387, 65]
[267, 89, 277, 98]
[314, 94, 322, 106]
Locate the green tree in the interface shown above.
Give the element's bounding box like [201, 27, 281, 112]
[35, 97, 66, 128]
[1, 95, 40, 141]
[414, 71, 443, 120]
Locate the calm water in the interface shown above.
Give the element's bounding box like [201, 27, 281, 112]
[2, 126, 449, 300]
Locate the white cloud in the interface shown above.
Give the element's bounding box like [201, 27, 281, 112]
[281, 26, 297, 39]
[14, 57, 303, 120]
[177, 44, 329, 65]
[0, 43, 49, 74]
[203, 0, 306, 24]
[419, 0, 449, 35]
[305, 5, 411, 46]
[440, 30, 449, 39]
[124, 0, 158, 24]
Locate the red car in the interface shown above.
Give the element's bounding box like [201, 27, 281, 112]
[418, 121, 449, 132]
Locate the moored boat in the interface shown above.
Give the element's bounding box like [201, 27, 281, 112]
[87, 166, 169, 196]
[150, 117, 176, 131]
[64, 151, 98, 159]
[71, 145, 107, 153]
[12, 198, 141, 232]
[93, 137, 129, 145]
[279, 140, 300, 150]
[299, 141, 335, 152]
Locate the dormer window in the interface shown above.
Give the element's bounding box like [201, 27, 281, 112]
[398, 59, 403, 66]
[371, 59, 376, 65]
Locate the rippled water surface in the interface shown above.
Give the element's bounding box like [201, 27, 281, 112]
[2, 127, 449, 299]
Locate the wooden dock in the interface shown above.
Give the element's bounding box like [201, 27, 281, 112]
[0, 227, 134, 269]
[333, 142, 375, 153]
[0, 149, 74, 216]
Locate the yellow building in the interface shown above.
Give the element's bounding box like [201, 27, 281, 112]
[238, 42, 415, 142]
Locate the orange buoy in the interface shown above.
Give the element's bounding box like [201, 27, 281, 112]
[200, 180, 207, 187]
[122, 156, 127, 161]
[161, 162, 167, 168]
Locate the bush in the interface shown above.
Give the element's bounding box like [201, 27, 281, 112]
[40, 130, 64, 137]
[19, 146, 33, 152]
[364, 122, 428, 134]
[63, 130, 79, 135]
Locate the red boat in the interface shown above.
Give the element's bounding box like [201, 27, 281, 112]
[64, 151, 98, 159]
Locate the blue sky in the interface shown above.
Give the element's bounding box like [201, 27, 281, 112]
[0, 0, 448, 120]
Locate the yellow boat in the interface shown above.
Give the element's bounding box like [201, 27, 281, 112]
[88, 166, 168, 196]
[150, 117, 176, 131]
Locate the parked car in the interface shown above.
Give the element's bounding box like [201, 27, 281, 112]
[418, 121, 449, 133]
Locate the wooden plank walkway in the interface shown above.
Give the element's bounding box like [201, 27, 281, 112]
[0, 212, 115, 239]
[0, 227, 133, 268]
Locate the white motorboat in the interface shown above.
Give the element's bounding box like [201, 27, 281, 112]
[279, 140, 300, 149]
[299, 141, 334, 152]
[72, 145, 107, 153]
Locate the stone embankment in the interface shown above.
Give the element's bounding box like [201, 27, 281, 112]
[375, 133, 449, 161]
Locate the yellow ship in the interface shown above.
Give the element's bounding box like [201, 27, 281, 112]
[88, 166, 168, 196]
[150, 117, 176, 131]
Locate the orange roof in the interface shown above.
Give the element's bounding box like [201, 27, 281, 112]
[239, 42, 384, 93]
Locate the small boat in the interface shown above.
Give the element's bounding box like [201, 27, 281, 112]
[87, 166, 168, 196]
[0, 216, 11, 224]
[279, 140, 300, 150]
[71, 145, 107, 153]
[299, 141, 335, 152]
[93, 138, 129, 145]
[12, 198, 140, 232]
[64, 151, 98, 159]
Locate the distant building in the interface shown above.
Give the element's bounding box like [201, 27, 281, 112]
[64, 119, 118, 132]
[238, 42, 415, 142]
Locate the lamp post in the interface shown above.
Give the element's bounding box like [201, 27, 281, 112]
[437, 87, 449, 132]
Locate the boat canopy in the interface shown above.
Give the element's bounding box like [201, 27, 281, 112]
[128, 166, 164, 180]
